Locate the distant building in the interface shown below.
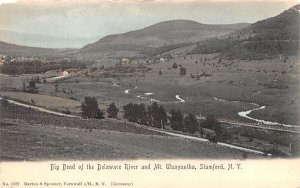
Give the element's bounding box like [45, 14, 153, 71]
[121, 58, 131, 65]
[62, 71, 69, 76]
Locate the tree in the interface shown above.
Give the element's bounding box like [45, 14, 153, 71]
[145, 102, 168, 128]
[55, 82, 59, 92]
[158, 105, 168, 129]
[81, 97, 104, 119]
[159, 70, 163, 75]
[201, 115, 223, 139]
[123, 103, 147, 124]
[107, 103, 119, 118]
[22, 82, 26, 92]
[172, 62, 178, 69]
[170, 109, 183, 131]
[28, 80, 38, 93]
[136, 103, 148, 125]
[183, 113, 199, 134]
[180, 67, 186, 76]
[148, 102, 160, 127]
[123, 103, 134, 121]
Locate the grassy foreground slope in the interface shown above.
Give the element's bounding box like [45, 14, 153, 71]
[0, 101, 258, 160]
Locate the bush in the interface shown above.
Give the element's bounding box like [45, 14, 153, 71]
[62, 109, 71, 115]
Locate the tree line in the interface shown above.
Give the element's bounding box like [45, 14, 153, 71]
[81, 97, 224, 141]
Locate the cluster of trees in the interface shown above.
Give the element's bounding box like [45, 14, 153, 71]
[123, 102, 168, 129]
[201, 115, 223, 137]
[191, 35, 298, 60]
[22, 80, 39, 94]
[123, 102, 222, 136]
[81, 97, 120, 119]
[81, 97, 224, 141]
[1, 58, 87, 75]
[142, 43, 191, 56]
[190, 72, 212, 80]
[171, 62, 186, 76]
[180, 67, 187, 75]
[169, 110, 199, 134]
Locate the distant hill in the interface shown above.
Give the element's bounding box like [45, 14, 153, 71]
[191, 5, 300, 59]
[80, 20, 250, 56]
[0, 41, 74, 57]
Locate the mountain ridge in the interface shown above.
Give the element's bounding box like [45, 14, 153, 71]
[80, 20, 250, 54]
[191, 4, 300, 59]
[0, 41, 74, 57]
[1, 4, 298, 60]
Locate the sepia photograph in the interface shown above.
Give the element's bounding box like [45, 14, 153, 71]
[0, 0, 299, 187]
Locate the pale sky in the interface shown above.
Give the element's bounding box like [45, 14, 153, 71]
[0, 0, 298, 47]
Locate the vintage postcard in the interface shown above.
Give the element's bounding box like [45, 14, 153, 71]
[0, 0, 299, 187]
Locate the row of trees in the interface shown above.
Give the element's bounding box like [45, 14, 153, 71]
[169, 110, 198, 134]
[123, 102, 168, 129]
[81, 97, 223, 140]
[123, 102, 221, 136]
[1, 58, 87, 75]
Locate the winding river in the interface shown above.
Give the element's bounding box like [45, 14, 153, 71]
[213, 97, 298, 128]
[123, 86, 185, 103]
[121, 85, 296, 131]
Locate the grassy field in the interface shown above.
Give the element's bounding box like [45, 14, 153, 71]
[0, 91, 82, 114]
[55, 54, 299, 124]
[0, 53, 299, 125]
